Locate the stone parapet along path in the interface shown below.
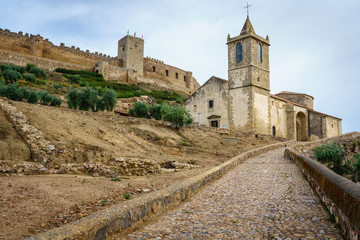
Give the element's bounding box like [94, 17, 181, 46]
[126, 148, 343, 239]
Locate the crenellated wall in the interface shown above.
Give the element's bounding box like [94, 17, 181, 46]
[0, 28, 122, 71]
[0, 28, 200, 95]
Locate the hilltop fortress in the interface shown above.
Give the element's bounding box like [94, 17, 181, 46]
[0, 28, 200, 95]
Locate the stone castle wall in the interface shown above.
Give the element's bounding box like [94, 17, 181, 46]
[144, 57, 200, 94]
[0, 28, 199, 95]
[0, 28, 122, 71]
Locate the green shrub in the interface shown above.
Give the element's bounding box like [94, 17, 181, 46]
[38, 91, 52, 105]
[132, 102, 149, 118]
[314, 143, 345, 175]
[185, 111, 194, 125]
[3, 69, 21, 83]
[0, 81, 6, 96]
[97, 88, 117, 111]
[25, 73, 36, 83]
[66, 88, 79, 109]
[18, 87, 30, 101]
[351, 153, 360, 180]
[54, 83, 63, 90]
[160, 102, 170, 118]
[77, 87, 99, 111]
[50, 96, 62, 107]
[26, 63, 37, 72]
[163, 105, 187, 128]
[27, 89, 39, 104]
[67, 75, 82, 84]
[55, 68, 103, 78]
[11, 65, 25, 74]
[0, 64, 12, 72]
[35, 80, 46, 85]
[149, 104, 162, 120]
[29, 67, 46, 78]
[4, 83, 21, 100]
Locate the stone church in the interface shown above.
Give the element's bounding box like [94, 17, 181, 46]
[185, 17, 342, 141]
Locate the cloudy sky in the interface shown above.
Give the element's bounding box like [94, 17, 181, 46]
[1, 0, 359, 133]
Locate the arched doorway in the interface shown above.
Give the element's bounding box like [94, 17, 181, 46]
[296, 112, 307, 141]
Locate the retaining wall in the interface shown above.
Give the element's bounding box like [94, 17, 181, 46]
[27, 141, 293, 240]
[285, 138, 360, 240]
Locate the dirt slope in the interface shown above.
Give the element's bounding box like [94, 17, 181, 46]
[0, 101, 282, 239]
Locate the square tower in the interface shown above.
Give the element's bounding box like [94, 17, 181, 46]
[227, 17, 271, 134]
[118, 35, 144, 76]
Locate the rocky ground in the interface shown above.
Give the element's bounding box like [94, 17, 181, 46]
[0, 99, 281, 239]
[126, 148, 343, 240]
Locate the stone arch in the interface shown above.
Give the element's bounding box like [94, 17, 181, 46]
[296, 111, 307, 141]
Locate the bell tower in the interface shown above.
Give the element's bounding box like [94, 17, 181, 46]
[227, 16, 271, 134]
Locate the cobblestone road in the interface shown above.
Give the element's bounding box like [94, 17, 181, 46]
[126, 148, 343, 239]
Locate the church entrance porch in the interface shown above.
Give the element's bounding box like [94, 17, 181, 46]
[208, 115, 221, 128]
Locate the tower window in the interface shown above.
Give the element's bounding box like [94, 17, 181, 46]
[236, 42, 243, 63]
[184, 76, 187, 82]
[152, 66, 156, 72]
[258, 43, 262, 63]
[175, 73, 178, 79]
[165, 70, 169, 76]
[209, 100, 214, 109]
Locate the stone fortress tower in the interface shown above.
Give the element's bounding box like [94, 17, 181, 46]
[117, 35, 144, 76]
[227, 16, 271, 134]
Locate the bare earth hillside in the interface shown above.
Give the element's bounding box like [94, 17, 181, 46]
[0, 101, 281, 239]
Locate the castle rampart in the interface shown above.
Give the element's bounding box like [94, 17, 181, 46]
[0, 28, 200, 95]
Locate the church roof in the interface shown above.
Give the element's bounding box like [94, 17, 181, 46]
[240, 16, 255, 35]
[270, 94, 341, 120]
[276, 91, 314, 100]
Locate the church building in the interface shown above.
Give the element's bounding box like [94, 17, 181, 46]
[184, 16, 342, 141]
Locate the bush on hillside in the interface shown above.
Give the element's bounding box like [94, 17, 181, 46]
[77, 87, 99, 111]
[67, 75, 82, 84]
[26, 63, 37, 72]
[66, 88, 79, 109]
[314, 143, 345, 175]
[97, 88, 117, 111]
[132, 102, 149, 118]
[29, 66, 46, 78]
[55, 68, 103, 78]
[38, 91, 53, 105]
[149, 104, 162, 120]
[27, 89, 39, 104]
[24, 73, 36, 83]
[3, 69, 21, 83]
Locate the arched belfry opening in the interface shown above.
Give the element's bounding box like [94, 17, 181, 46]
[296, 112, 307, 141]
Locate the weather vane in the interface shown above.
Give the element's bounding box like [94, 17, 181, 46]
[244, 2, 252, 17]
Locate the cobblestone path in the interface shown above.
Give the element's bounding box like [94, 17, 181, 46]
[126, 148, 343, 239]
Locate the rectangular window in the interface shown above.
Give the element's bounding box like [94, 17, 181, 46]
[209, 100, 214, 108]
[175, 73, 178, 79]
[211, 120, 218, 128]
[184, 76, 186, 82]
[193, 105, 197, 112]
[165, 70, 169, 76]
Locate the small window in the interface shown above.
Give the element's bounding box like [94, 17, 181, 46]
[258, 43, 262, 63]
[184, 76, 186, 82]
[95, 70, 99, 73]
[165, 70, 169, 76]
[211, 120, 218, 128]
[236, 42, 243, 63]
[152, 66, 156, 72]
[175, 73, 178, 79]
[193, 105, 197, 112]
[331, 124, 334, 128]
[272, 126, 276, 136]
[209, 100, 214, 108]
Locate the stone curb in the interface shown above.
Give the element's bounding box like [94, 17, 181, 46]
[284, 140, 360, 240]
[27, 141, 293, 240]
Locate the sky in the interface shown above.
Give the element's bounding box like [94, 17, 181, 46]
[1, 0, 360, 133]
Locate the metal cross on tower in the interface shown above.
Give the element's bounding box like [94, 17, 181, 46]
[244, 2, 252, 17]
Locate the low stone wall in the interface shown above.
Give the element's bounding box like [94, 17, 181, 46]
[27, 141, 293, 240]
[0, 98, 55, 164]
[284, 147, 360, 240]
